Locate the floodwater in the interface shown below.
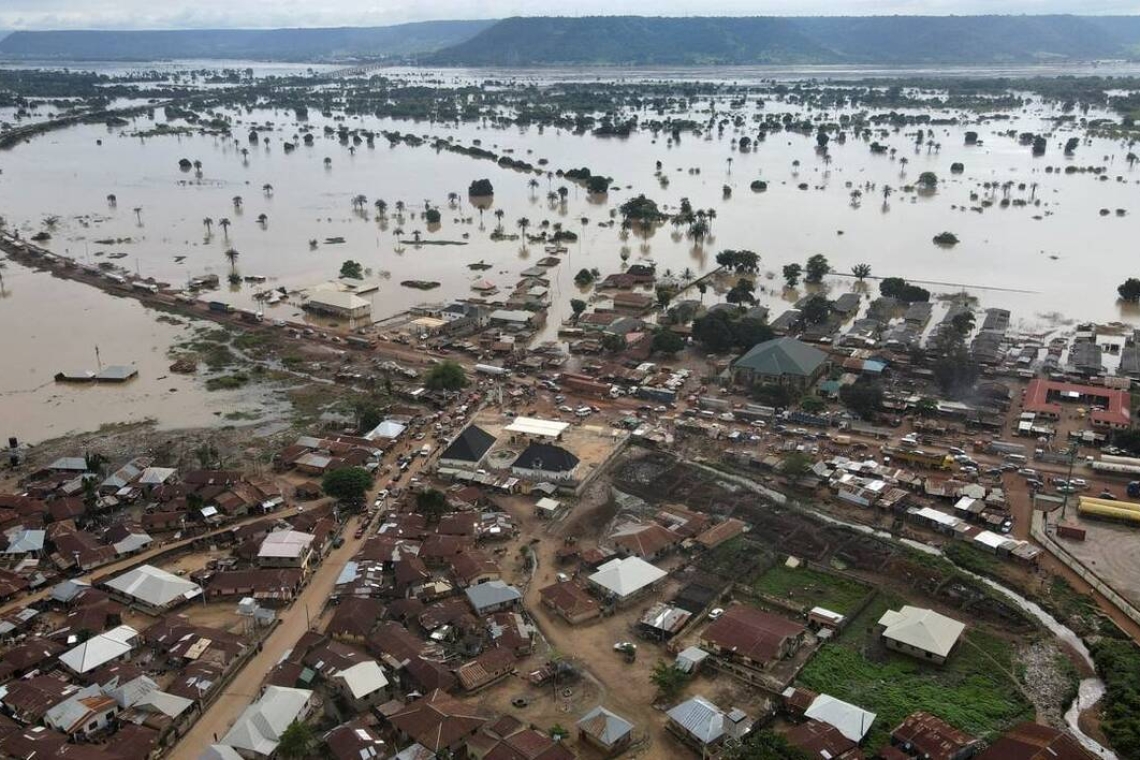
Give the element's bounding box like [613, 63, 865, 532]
[2, 64, 1140, 434]
[0, 258, 274, 444]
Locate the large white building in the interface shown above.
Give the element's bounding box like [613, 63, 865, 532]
[257, 530, 316, 570]
[877, 606, 965, 665]
[104, 564, 203, 614]
[587, 557, 666, 605]
[221, 685, 314, 757]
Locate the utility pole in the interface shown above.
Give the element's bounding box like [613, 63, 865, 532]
[1061, 442, 1079, 520]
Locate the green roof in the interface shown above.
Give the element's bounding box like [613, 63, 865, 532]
[733, 337, 827, 377]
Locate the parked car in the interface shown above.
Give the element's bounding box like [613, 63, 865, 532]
[708, 608, 725, 621]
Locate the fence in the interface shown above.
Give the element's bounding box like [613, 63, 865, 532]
[1031, 510, 1140, 629]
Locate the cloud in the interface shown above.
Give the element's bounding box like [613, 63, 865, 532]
[0, 0, 1136, 31]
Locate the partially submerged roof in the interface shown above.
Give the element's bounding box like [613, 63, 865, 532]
[878, 606, 965, 659]
[105, 564, 202, 608]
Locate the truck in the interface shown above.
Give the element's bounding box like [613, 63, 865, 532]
[1091, 460, 1140, 477]
[635, 386, 677, 404]
[346, 335, 375, 350]
[474, 363, 509, 376]
[208, 301, 235, 314]
[238, 309, 263, 323]
[882, 446, 954, 470]
[561, 373, 610, 397]
[988, 440, 1028, 457]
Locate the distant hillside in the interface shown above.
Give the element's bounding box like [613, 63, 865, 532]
[429, 15, 1140, 66]
[0, 20, 495, 61]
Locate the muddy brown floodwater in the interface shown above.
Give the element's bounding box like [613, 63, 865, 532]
[0, 259, 275, 444]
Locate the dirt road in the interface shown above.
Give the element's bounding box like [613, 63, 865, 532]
[167, 512, 373, 759]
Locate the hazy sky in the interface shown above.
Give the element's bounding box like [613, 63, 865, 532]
[1, 0, 1138, 30]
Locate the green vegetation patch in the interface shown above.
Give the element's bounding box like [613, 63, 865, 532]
[751, 563, 871, 615]
[1090, 637, 1140, 759]
[798, 594, 1032, 749]
[205, 373, 249, 391]
[697, 535, 772, 579]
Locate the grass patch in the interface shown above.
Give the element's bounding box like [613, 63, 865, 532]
[798, 593, 1032, 749]
[205, 373, 249, 391]
[697, 535, 773, 579]
[281, 354, 305, 368]
[751, 563, 871, 615]
[1090, 637, 1140, 759]
[233, 332, 271, 350]
[223, 410, 261, 421]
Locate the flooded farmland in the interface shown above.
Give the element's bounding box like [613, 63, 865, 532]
[2, 64, 1140, 437]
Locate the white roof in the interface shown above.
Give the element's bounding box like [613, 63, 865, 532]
[258, 530, 316, 559]
[365, 420, 407, 440]
[139, 467, 177, 485]
[535, 497, 561, 511]
[675, 646, 711, 673]
[113, 532, 153, 555]
[577, 706, 634, 744]
[307, 291, 370, 310]
[105, 564, 202, 607]
[973, 530, 1008, 550]
[804, 694, 877, 743]
[666, 695, 727, 745]
[952, 497, 979, 512]
[810, 607, 845, 623]
[912, 506, 961, 528]
[200, 746, 244, 760]
[334, 660, 389, 699]
[504, 417, 570, 438]
[878, 605, 965, 658]
[588, 557, 667, 598]
[4, 528, 46, 554]
[221, 685, 312, 757]
[60, 625, 139, 674]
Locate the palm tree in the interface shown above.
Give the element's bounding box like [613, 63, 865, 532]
[851, 263, 872, 280]
[517, 217, 531, 239]
[257, 213, 268, 227]
[447, 192, 459, 208]
[395, 200, 406, 216]
[546, 191, 559, 206]
[262, 183, 273, 196]
[219, 218, 231, 240]
[224, 247, 240, 282]
[352, 194, 367, 211]
[494, 209, 505, 231]
[527, 178, 540, 196]
[374, 199, 388, 216]
[106, 193, 117, 207]
[882, 185, 893, 201]
[232, 195, 243, 209]
[203, 217, 214, 236]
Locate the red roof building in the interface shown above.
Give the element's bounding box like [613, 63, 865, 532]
[1023, 379, 1130, 429]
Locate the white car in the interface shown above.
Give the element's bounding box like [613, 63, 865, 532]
[613, 642, 637, 651]
[708, 608, 725, 621]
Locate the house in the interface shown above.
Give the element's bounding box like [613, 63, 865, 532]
[3, 528, 45, 557]
[103, 564, 203, 614]
[511, 443, 580, 483]
[700, 607, 806, 670]
[59, 625, 139, 675]
[638, 602, 691, 641]
[466, 580, 522, 616]
[803, 694, 876, 744]
[387, 689, 487, 755]
[334, 660, 390, 709]
[483, 727, 576, 760]
[327, 597, 385, 643]
[877, 606, 965, 665]
[587, 557, 666, 605]
[975, 723, 1095, 760]
[890, 711, 980, 760]
[730, 337, 828, 390]
[611, 522, 680, 560]
[540, 581, 602, 624]
[455, 647, 516, 692]
[785, 720, 860, 759]
[450, 550, 501, 588]
[666, 696, 752, 757]
[324, 718, 387, 760]
[206, 569, 304, 604]
[675, 646, 710, 675]
[305, 291, 371, 320]
[438, 425, 497, 472]
[257, 530, 316, 570]
[43, 686, 119, 739]
[695, 518, 748, 549]
[220, 685, 313, 758]
[0, 637, 66, 682]
[0, 673, 84, 723]
[577, 706, 634, 756]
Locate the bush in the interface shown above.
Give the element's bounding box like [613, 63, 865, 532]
[468, 178, 494, 196]
[424, 361, 468, 391]
[933, 231, 960, 246]
[322, 467, 372, 504]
